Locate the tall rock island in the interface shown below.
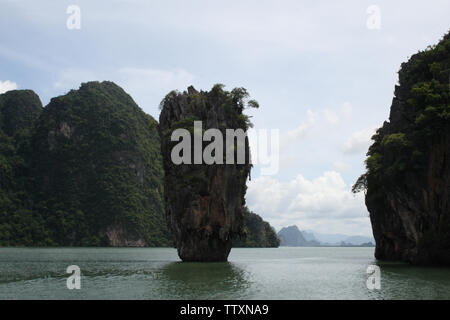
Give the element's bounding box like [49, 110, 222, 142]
[159, 85, 255, 261]
[354, 32, 450, 265]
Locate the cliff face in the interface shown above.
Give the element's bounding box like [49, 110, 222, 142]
[159, 85, 254, 261]
[354, 32, 450, 265]
[0, 81, 173, 247]
[30, 81, 171, 246]
[0, 82, 279, 249]
[0, 90, 43, 137]
[0, 90, 45, 245]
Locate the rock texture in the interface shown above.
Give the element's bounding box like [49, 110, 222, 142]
[0, 81, 172, 247]
[159, 85, 254, 261]
[0, 90, 43, 137]
[30, 81, 171, 246]
[0, 90, 45, 246]
[354, 32, 450, 265]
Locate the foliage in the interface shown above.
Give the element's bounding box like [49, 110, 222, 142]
[0, 82, 171, 246]
[233, 206, 280, 248]
[0, 82, 276, 248]
[353, 31, 450, 193]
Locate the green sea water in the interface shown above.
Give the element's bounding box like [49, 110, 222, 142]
[0, 247, 449, 300]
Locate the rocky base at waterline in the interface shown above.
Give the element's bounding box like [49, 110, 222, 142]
[354, 31, 450, 265]
[159, 85, 256, 261]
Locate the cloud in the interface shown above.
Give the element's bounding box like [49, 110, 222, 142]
[117, 67, 195, 100]
[52, 67, 195, 115]
[323, 108, 339, 124]
[340, 102, 352, 116]
[341, 126, 377, 155]
[280, 109, 316, 149]
[332, 161, 352, 173]
[323, 102, 352, 125]
[0, 45, 53, 72]
[0, 80, 18, 94]
[246, 171, 371, 236]
[53, 69, 98, 91]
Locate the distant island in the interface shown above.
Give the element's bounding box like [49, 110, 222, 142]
[277, 225, 375, 247]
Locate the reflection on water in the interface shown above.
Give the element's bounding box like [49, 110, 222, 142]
[158, 262, 250, 299]
[369, 261, 450, 300]
[1, 247, 450, 299]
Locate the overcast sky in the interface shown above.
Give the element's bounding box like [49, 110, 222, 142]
[1, 0, 449, 237]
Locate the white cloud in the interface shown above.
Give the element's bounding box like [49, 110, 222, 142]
[323, 108, 339, 124]
[323, 102, 352, 125]
[118, 68, 194, 89]
[332, 161, 352, 173]
[117, 67, 195, 101]
[340, 102, 352, 116]
[246, 171, 371, 236]
[52, 67, 195, 115]
[53, 69, 98, 91]
[280, 109, 316, 150]
[0, 80, 18, 94]
[341, 126, 377, 155]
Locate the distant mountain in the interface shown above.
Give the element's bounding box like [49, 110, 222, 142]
[277, 226, 374, 247]
[277, 225, 319, 247]
[304, 230, 375, 246]
[302, 230, 317, 242]
[343, 235, 375, 246]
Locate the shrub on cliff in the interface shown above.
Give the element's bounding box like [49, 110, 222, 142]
[353, 31, 450, 264]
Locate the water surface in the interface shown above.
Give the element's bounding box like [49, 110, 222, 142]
[1, 247, 449, 299]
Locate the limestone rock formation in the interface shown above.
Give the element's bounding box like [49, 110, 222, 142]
[354, 32, 450, 265]
[30, 81, 171, 246]
[0, 90, 42, 137]
[159, 84, 254, 261]
[277, 225, 309, 247]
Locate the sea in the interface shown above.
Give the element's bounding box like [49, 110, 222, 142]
[1, 247, 449, 299]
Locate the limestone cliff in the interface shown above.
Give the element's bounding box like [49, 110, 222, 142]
[354, 32, 450, 264]
[159, 84, 255, 261]
[30, 81, 171, 246]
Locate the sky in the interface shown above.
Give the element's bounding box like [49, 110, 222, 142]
[1, 0, 449, 237]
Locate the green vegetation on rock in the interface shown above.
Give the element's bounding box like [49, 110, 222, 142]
[0, 82, 171, 246]
[0, 82, 276, 248]
[233, 206, 280, 248]
[353, 31, 450, 265]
